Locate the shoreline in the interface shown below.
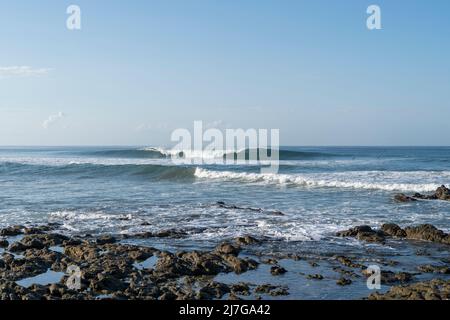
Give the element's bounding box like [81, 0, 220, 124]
[1, 221, 449, 300]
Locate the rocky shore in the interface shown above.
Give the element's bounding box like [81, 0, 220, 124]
[0, 218, 449, 300]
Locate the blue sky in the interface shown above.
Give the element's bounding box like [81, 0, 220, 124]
[0, 0, 449, 146]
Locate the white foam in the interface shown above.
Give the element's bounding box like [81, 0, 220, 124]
[194, 168, 448, 192]
[143, 147, 244, 159]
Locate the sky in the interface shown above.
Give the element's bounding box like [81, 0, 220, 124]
[0, 0, 449, 146]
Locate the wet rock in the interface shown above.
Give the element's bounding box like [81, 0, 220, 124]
[222, 254, 258, 274]
[234, 236, 261, 246]
[154, 250, 258, 278]
[23, 225, 55, 235]
[0, 238, 9, 248]
[338, 223, 450, 245]
[399, 185, 450, 202]
[336, 226, 386, 244]
[417, 264, 450, 274]
[270, 265, 287, 275]
[394, 194, 417, 202]
[336, 225, 374, 237]
[404, 224, 449, 244]
[96, 235, 117, 245]
[335, 256, 365, 268]
[9, 237, 45, 252]
[362, 268, 413, 284]
[368, 279, 450, 300]
[0, 225, 23, 236]
[255, 284, 289, 296]
[90, 273, 127, 294]
[230, 282, 251, 296]
[215, 242, 240, 256]
[308, 261, 319, 267]
[435, 185, 450, 200]
[336, 278, 352, 286]
[357, 231, 386, 244]
[333, 267, 360, 278]
[307, 274, 324, 280]
[197, 282, 230, 300]
[133, 229, 188, 239]
[261, 258, 278, 265]
[381, 223, 407, 238]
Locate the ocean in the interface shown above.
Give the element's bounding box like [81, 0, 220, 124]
[1, 146, 450, 299]
[1, 146, 449, 243]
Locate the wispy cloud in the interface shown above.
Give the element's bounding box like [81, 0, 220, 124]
[0, 66, 52, 78]
[42, 112, 65, 129]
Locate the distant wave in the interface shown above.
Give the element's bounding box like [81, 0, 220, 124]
[0, 162, 196, 181]
[142, 147, 336, 160]
[194, 168, 447, 192]
[2, 160, 448, 192]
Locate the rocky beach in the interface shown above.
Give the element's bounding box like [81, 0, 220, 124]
[1, 187, 449, 300]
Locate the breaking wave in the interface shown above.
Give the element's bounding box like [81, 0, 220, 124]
[194, 168, 448, 192]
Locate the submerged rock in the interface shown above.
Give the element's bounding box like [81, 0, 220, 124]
[307, 274, 324, 280]
[270, 265, 287, 275]
[368, 279, 450, 300]
[395, 185, 450, 202]
[337, 223, 450, 245]
[417, 264, 450, 274]
[336, 226, 386, 244]
[336, 278, 352, 286]
[394, 194, 417, 202]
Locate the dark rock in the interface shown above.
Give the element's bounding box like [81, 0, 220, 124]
[270, 265, 287, 275]
[197, 282, 230, 299]
[335, 256, 364, 268]
[255, 284, 289, 296]
[96, 235, 117, 245]
[362, 268, 413, 284]
[435, 185, 450, 200]
[0, 225, 23, 236]
[234, 236, 261, 246]
[368, 279, 450, 300]
[229, 283, 251, 296]
[394, 194, 417, 202]
[215, 242, 240, 256]
[381, 223, 407, 238]
[308, 261, 319, 267]
[399, 185, 450, 202]
[11, 237, 45, 251]
[261, 258, 278, 265]
[0, 238, 9, 248]
[307, 274, 324, 280]
[404, 224, 448, 244]
[90, 273, 127, 293]
[418, 264, 450, 274]
[356, 231, 386, 243]
[336, 278, 352, 286]
[336, 225, 374, 237]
